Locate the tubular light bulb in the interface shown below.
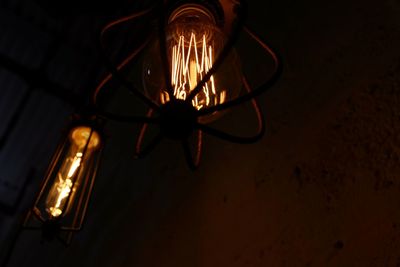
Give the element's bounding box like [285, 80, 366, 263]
[45, 126, 100, 218]
[143, 4, 242, 122]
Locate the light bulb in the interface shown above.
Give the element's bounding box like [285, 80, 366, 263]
[143, 4, 242, 122]
[45, 126, 100, 218]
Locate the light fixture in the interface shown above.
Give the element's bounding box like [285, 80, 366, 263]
[23, 116, 103, 245]
[142, 2, 242, 122]
[96, 0, 283, 169]
[2, 2, 282, 261]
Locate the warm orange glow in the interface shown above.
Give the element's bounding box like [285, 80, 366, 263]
[45, 127, 100, 218]
[160, 32, 226, 110]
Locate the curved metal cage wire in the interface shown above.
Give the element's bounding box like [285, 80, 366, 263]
[22, 122, 104, 246]
[94, 0, 283, 169]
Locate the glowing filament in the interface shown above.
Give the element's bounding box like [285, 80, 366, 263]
[162, 32, 226, 109]
[48, 152, 83, 218]
[45, 127, 100, 219]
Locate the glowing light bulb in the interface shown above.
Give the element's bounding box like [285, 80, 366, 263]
[45, 126, 100, 218]
[161, 31, 224, 110]
[143, 4, 242, 122]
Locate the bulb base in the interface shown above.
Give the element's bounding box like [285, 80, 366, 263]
[160, 100, 198, 140]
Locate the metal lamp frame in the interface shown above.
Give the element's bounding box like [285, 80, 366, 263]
[94, 0, 283, 170]
[22, 117, 104, 246]
[0, 1, 282, 265]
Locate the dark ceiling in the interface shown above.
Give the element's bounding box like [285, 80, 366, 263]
[1, 0, 400, 266]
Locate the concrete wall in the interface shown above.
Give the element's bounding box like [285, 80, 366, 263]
[1, 0, 400, 266]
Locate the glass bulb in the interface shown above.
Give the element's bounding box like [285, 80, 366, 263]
[45, 126, 101, 218]
[143, 4, 242, 122]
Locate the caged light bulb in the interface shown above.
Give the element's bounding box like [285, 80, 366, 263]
[25, 122, 103, 244]
[143, 3, 242, 122]
[44, 126, 101, 219]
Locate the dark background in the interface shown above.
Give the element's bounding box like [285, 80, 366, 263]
[1, 0, 400, 266]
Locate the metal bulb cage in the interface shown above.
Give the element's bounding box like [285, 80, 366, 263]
[94, 0, 283, 169]
[23, 118, 104, 246]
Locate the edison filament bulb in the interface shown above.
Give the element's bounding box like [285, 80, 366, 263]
[45, 126, 101, 219]
[143, 3, 242, 122]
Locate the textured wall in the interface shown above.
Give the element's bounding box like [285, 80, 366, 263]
[1, 0, 400, 266]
